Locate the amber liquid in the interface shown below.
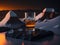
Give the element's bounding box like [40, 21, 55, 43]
[25, 19, 36, 28]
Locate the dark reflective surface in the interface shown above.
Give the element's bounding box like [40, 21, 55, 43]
[0, 32, 60, 45]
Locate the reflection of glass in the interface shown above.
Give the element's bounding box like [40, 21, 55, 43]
[24, 12, 36, 30]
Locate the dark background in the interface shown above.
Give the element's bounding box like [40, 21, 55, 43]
[0, 0, 60, 20]
[0, 0, 60, 10]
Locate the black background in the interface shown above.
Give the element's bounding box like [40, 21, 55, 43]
[0, 0, 60, 10]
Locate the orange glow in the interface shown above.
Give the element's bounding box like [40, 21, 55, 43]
[0, 5, 35, 10]
[0, 6, 19, 10]
[25, 20, 35, 27]
[26, 25, 35, 27]
[0, 33, 7, 45]
[0, 4, 38, 10]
